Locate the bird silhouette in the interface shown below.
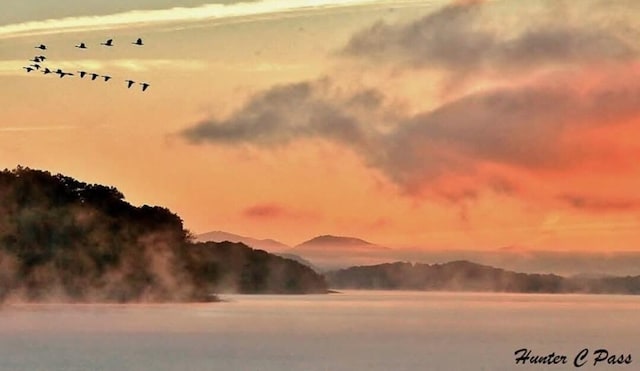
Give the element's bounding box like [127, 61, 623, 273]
[55, 69, 64, 74]
[101, 39, 114, 47]
[102, 75, 112, 82]
[23, 67, 35, 72]
[35, 44, 46, 50]
[132, 38, 144, 46]
[78, 71, 88, 78]
[38, 55, 46, 61]
[90, 73, 100, 81]
[75, 42, 87, 49]
[125, 80, 136, 88]
[59, 72, 74, 78]
[30, 64, 41, 70]
[30, 57, 42, 63]
[140, 82, 150, 92]
[42, 68, 52, 74]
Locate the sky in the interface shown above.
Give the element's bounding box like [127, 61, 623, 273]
[1, 0, 640, 252]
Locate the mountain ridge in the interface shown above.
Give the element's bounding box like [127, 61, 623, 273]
[197, 230, 291, 252]
[294, 235, 379, 248]
[325, 260, 640, 294]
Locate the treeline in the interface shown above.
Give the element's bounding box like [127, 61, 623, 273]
[0, 167, 327, 302]
[326, 261, 640, 294]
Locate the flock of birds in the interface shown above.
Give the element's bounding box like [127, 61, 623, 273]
[23, 38, 151, 92]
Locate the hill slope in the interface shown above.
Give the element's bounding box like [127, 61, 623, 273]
[185, 241, 326, 294]
[197, 230, 290, 252]
[0, 167, 327, 302]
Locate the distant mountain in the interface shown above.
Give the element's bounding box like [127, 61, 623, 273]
[195, 233, 394, 271]
[290, 235, 392, 271]
[325, 260, 640, 295]
[294, 235, 387, 250]
[197, 230, 290, 252]
[197, 231, 320, 272]
[194, 233, 640, 276]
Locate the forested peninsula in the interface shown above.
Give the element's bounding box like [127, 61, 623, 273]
[0, 167, 327, 302]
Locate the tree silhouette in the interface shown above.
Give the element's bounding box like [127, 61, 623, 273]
[0, 167, 327, 302]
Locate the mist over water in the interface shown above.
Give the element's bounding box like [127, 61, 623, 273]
[0, 292, 638, 371]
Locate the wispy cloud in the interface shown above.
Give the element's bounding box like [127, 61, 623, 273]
[0, 0, 434, 39]
[558, 193, 640, 212]
[0, 125, 79, 132]
[0, 59, 206, 76]
[342, 0, 637, 76]
[242, 202, 318, 221]
[0, 58, 307, 77]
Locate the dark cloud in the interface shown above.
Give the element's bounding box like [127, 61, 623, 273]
[182, 81, 370, 147]
[345, 88, 384, 109]
[243, 203, 287, 219]
[341, 1, 636, 74]
[370, 79, 640, 189]
[242, 203, 317, 221]
[558, 193, 640, 212]
[343, 2, 491, 71]
[376, 86, 572, 181]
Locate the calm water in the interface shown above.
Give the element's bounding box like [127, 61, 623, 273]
[0, 291, 638, 371]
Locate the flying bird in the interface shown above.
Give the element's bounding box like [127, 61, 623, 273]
[55, 68, 64, 74]
[102, 75, 112, 82]
[23, 67, 34, 72]
[125, 80, 135, 88]
[75, 42, 87, 49]
[78, 71, 88, 78]
[30, 57, 42, 63]
[90, 73, 100, 81]
[42, 68, 52, 74]
[101, 39, 114, 47]
[59, 72, 74, 78]
[35, 44, 46, 50]
[30, 64, 41, 70]
[140, 82, 150, 92]
[38, 55, 46, 61]
[132, 38, 144, 46]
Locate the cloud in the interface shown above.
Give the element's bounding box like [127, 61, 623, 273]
[182, 81, 372, 147]
[558, 193, 640, 212]
[371, 74, 640, 190]
[0, 0, 433, 39]
[108, 59, 207, 72]
[182, 69, 640, 195]
[181, 0, 640, 203]
[0, 125, 79, 132]
[0, 59, 206, 76]
[341, 0, 637, 75]
[242, 203, 317, 220]
[243, 204, 286, 218]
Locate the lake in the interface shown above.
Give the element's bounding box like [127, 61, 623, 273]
[0, 291, 638, 370]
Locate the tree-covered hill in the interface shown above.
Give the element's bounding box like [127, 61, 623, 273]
[326, 261, 640, 294]
[185, 241, 329, 295]
[0, 167, 327, 302]
[326, 261, 563, 292]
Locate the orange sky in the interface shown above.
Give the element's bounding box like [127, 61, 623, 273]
[1, 0, 639, 250]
